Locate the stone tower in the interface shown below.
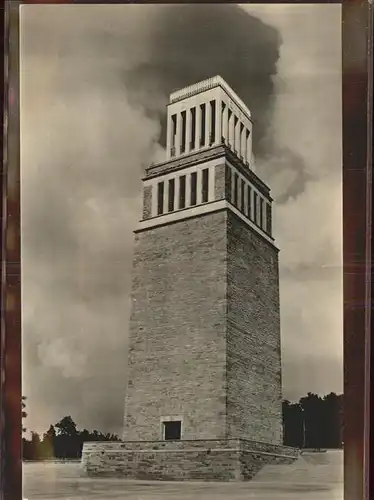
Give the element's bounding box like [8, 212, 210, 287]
[82, 76, 298, 480]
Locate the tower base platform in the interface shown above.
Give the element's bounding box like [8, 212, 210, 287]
[81, 439, 299, 481]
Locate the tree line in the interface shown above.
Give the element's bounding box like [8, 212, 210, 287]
[22, 408, 120, 460]
[22, 391, 343, 460]
[283, 392, 343, 449]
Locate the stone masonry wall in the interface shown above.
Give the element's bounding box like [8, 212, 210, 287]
[83, 441, 239, 481]
[214, 163, 226, 200]
[226, 210, 283, 444]
[123, 211, 228, 441]
[142, 185, 152, 219]
[82, 439, 298, 481]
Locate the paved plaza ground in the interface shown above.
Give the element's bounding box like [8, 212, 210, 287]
[23, 450, 343, 500]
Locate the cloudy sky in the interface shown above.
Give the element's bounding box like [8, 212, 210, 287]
[20, 4, 342, 436]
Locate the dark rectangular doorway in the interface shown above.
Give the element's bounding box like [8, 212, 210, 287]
[163, 421, 181, 440]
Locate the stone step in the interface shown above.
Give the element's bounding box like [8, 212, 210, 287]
[252, 451, 343, 484]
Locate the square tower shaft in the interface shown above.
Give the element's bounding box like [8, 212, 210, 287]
[123, 77, 282, 445]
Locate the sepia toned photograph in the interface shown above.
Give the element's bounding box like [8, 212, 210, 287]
[18, 3, 344, 499]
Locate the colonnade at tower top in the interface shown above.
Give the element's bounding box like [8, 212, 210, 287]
[166, 76, 253, 167]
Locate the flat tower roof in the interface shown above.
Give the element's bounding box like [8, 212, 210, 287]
[169, 75, 252, 119]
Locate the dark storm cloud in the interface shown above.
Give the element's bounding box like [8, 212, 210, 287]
[258, 146, 315, 204]
[122, 4, 313, 204]
[123, 4, 281, 157]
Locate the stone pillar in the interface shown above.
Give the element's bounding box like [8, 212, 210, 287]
[228, 112, 234, 150]
[205, 101, 211, 147]
[186, 172, 191, 207]
[244, 181, 249, 216]
[180, 112, 186, 154]
[241, 126, 247, 160]
[208, 166, 215, 202]
[246, 185, 251, 219]
[222, 105, 228, 144]
[175, 174, 180, 210]
[237, 175, 242, 209]
[247, 130, 252, 165]
[196, 105, 201, 151]
[234, 119, 240, 156]
[250, 188, 255, 221]
[196, 168, 203, 204]
[163, 178, 169, 212]
[262, 198, 267, 230]
[176, 113, 182, 156]
[231, 168, 235, 203]
[215, 98, 221, 146]
[186, 108, 191, 153]
[151, 182, 157, 217]
[243, 130, 247, 163]
[166, 113, 172, 160]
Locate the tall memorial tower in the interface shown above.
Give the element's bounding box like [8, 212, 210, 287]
[82, 76, 298, 481]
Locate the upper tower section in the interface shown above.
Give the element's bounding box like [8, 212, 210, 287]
[166, 76, 253, 167]
[137, 77, 275, 248]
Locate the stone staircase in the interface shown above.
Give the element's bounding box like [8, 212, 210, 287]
[252, 450, 343, 484]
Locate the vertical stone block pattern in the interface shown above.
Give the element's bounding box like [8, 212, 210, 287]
[124, 211, 228, 441]
[226, 211, 283, 444]
[214, 163, 226, 200]
[225, 164, 232, 202]
[142, 185, 152, 220]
